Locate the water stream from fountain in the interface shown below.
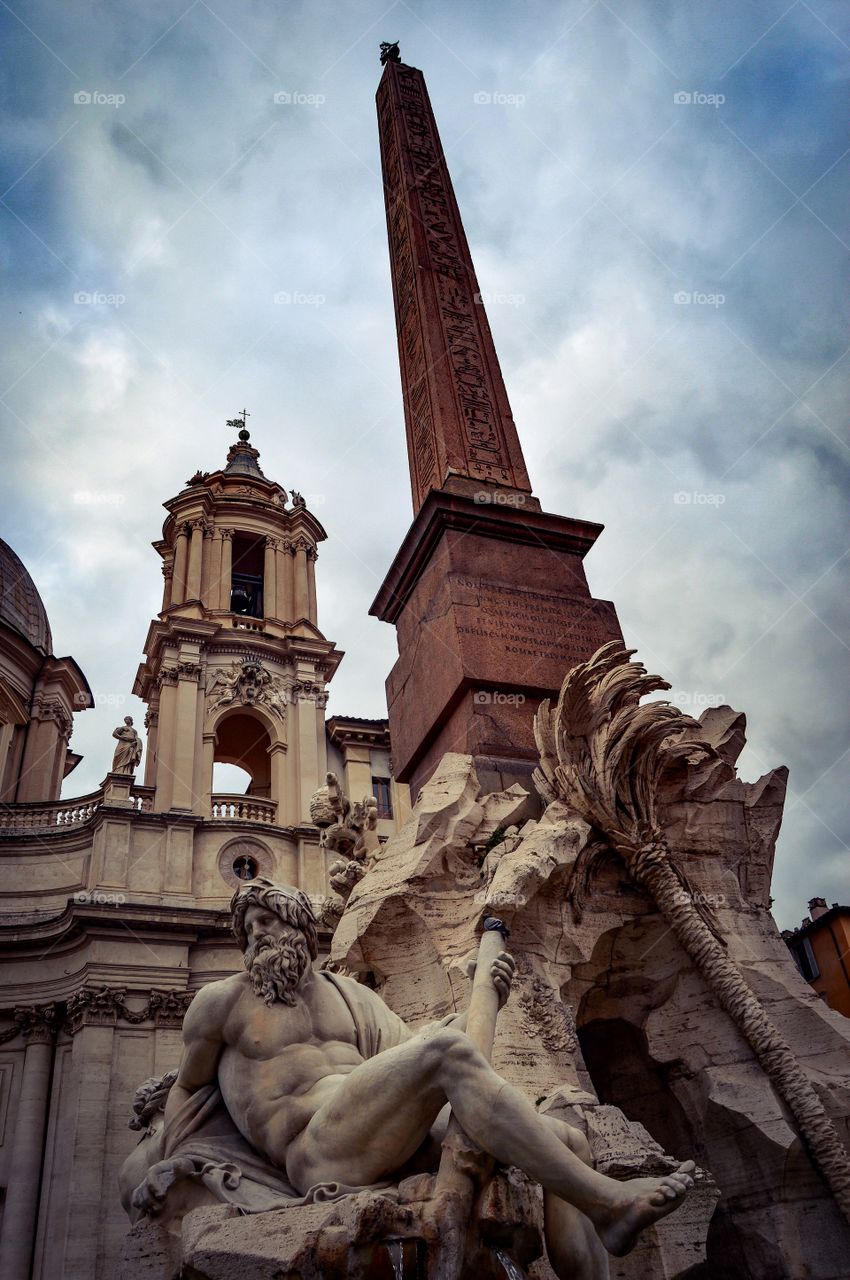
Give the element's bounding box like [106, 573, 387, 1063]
[493, 1247, 527, 1279]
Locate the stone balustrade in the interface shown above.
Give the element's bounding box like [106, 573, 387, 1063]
[209, 794, 277, 823]
[0, 792, 103, 831]
[0, 785, 155, 832]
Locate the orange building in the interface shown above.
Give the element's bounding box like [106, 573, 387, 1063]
[784, 898, 850, 1017]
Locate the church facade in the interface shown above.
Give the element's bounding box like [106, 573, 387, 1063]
[0, 425, 409, 1280]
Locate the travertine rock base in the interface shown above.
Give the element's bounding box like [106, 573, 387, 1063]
[332, 742, 850, 1279]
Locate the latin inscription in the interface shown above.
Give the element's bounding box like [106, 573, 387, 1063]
[453, 577, 617, 666]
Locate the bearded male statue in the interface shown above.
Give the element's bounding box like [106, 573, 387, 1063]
[130, 878, 694, 1278]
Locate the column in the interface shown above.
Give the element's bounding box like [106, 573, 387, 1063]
[16, 705, 63, 803]
[306, 547, 318, 624]
[207, 530, 223, 611]
[264, 537, 278, 619]
[62, 1018, 116, 1279]
[172, 523, 189, 604]
[278, 539, 294, 622]
[0, 719, 15, 799]
[293, 541, 310, 621]
[170, 662, 200, 811]
[0, 1011, 56, 1280]
[199, 524, 214, 606]
[185, 520, 204, 601]
[153, 674, 177, 811]
[161, 561, 173, 611]
[143, 706, 158, 788]
[297, 696, 321, 821]
[219, 529, 233, 611]
[268, 741, 287, 822]
[202, 732, 216, 817]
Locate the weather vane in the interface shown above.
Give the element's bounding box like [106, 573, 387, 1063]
[379, 41, 401, 65]
[226, 409, 251, 441]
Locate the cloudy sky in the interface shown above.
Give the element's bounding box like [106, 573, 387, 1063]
[1, 0, 847, 928]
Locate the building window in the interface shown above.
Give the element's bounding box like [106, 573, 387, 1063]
[791, 937, 820, 982]
[233, 855, 258, 881]
[372, 776, 392, 819]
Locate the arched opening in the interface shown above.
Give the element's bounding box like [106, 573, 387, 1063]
[577, 1017, 696, 1160]
[212, 762, 252, 795]
[230, 533, 264, 618]
[213, 711, 272, 798]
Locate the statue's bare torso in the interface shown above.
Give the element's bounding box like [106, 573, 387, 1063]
[190, 970, 387, 1171]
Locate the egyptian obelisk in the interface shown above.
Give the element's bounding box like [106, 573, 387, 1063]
[371, 48, 623, 798]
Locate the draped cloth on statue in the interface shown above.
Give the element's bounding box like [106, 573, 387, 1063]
[129, 971, 413, 1221]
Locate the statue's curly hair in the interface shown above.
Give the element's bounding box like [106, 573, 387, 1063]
[230, 877, 319, 960]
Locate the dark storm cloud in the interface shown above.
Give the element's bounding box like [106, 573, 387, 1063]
[0, 0, 847, 928]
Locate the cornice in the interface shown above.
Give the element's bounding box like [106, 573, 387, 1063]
[370, 489, 605, 624]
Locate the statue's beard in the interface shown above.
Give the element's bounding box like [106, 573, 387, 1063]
[244, 933, 311, 1006]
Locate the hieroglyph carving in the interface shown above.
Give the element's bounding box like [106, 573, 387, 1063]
[378, 63, 526, 504]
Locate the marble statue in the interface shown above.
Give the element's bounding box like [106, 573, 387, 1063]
[129, 877, 694, 1277]
[111, 715, 142, 774]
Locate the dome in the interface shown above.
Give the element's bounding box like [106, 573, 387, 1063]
[0, 537, 53, 655]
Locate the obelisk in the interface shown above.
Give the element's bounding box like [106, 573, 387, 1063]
[371, 48, 623, 799]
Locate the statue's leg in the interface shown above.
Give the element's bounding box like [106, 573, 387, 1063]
[539, 1116, 609, 1280]
[284, 1024, 458, 1192]
[288, 1025, 693, 1256]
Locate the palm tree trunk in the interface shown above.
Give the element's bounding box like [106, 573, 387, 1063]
[626, 835, 850, 1223]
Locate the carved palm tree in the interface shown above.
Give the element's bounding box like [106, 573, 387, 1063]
[534, 641, 850, 1224]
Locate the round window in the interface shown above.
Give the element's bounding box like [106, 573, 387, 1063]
[217, 839, 271, 890]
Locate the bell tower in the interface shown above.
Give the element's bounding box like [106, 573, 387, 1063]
[133, 416, 343, 824]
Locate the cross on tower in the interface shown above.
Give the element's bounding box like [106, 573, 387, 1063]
[226, 409, 251, 438]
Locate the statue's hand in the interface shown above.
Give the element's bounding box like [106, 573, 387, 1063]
[131, 1156, 196, 1216]
[490, 950, 515, 1009]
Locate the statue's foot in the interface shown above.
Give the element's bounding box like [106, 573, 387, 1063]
[594, 1161, 695, 1257]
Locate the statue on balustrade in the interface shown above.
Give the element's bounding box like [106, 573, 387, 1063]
[111, 715, 142, 774]
[123, 877, 694, 1279]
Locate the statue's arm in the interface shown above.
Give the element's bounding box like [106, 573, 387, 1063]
[163, 980, 233, 1128]
[132, 981, 236, 1216]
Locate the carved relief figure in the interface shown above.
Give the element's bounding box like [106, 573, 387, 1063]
[129, 878, 694, 1276]
[205, 657, 288, 720]
[111, 716, 142, 773]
